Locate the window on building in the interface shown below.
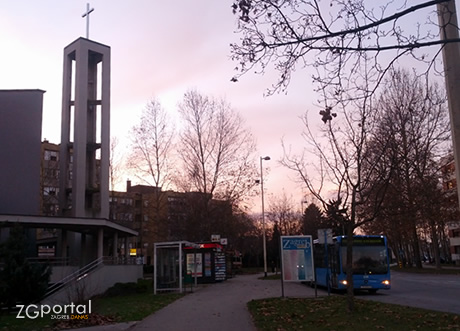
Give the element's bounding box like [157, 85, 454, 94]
[120, 213, 133, 221]
[44, 150, 58, 161]
[45, 168, 59, 179]
[44, 187, 59, 196]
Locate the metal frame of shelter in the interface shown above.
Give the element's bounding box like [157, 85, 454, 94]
[153, 241, 200, 294]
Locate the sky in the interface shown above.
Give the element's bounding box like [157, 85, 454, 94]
[0, 1, 454, 214]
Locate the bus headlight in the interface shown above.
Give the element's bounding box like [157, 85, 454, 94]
[340, 280, 348, 286]
[382, 280, 390, 286]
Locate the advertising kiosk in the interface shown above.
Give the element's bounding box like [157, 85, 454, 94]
[184, 242, 226, 283]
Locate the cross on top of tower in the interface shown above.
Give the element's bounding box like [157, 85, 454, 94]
[82, 3, 94, 39]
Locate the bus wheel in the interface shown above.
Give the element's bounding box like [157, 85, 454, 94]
[368, 289, 378, 294]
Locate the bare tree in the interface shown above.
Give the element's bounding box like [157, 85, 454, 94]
[128, 98, 175, 241]
[361, 68, 450, 269]
[231, 0, 455, 98]
[281, 60, 394, 310]
[128, 98, 175, 189]
[231, 0, 460, 226]
[267, 191, 302, 236]
[231, 1, 459, 311]
[109, 136, 124, 192]
[177, 90, 259, 207]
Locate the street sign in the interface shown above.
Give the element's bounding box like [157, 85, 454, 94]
[281, 236, 315, 282]
[317, 228, 333, 244]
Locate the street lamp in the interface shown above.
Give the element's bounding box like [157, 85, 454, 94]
[301, 199, 308, 234]
[260, 156, 270, 277]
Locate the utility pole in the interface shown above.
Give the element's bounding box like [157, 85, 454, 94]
[438, 0, 460, 209]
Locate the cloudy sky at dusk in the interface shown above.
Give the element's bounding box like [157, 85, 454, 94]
[0, 1, 451, 213]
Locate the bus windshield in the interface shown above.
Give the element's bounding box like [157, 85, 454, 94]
[341, 245, 388, 274]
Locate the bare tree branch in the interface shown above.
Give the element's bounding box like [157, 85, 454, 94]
[177, 90, 259, 207]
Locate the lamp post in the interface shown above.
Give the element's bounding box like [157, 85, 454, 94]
[260, 156, 270, 277]
[301, 199, 308, 234]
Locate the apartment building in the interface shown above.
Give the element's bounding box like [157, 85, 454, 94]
[39, 142, 233, 264]
[440, 154, 460, 264]
[41, 141, 60, 216]
[109, 183, 198, 264]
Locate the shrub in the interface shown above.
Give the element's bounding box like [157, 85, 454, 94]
[0, 224, 51, 309]
[103, 279, 151, 297]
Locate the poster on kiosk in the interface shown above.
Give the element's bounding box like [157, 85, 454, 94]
[281, 235, 315, 282]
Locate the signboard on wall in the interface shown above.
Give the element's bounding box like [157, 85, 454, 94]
[186, 253, 203, 277]
[317, 228, 333, 244]
[214, 252, 226, 281]
[211, 234, 221, 242]
[204, 252, 212, 277]
[281, 236, 315, 282]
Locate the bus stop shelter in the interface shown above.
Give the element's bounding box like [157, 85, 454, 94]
[153, 241, 200, 294]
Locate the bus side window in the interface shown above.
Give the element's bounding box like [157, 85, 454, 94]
[314, 244, 326, 268]
[333, 243, 341, 274]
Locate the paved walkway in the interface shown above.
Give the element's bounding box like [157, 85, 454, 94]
[70, 273, 321, 331]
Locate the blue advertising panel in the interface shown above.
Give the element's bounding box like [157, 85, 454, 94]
[281, 236, 315, 282]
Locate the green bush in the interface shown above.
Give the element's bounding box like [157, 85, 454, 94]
[103, 279, 151, 297]
[143, 264, 154, 274]
[103, 282, 137, 297]
[136, 278, 152, 293]
[0, 224, 51, 309]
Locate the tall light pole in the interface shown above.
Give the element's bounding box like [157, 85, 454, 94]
[301, 199, 308, 234]
[260, 156, 270, 277]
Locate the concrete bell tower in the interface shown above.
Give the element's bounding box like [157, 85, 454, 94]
[59, 38, 110, 219]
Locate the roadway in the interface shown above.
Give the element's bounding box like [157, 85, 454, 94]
[355, 270, 460, 315]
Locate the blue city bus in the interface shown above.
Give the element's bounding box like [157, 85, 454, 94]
[314, 235, 391, 293]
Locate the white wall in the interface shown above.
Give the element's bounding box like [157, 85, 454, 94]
[43, 264, 143, 305]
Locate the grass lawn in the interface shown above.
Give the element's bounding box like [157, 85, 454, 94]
[93, 291, 183, 322]
[248, 296, 460, 331]
[0, 313, 53, 331]
[0, 291, 183, 331]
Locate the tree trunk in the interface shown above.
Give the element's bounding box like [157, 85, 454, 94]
[429, 219, 442, 269]
[410, 223, 423, 268]
[345, 223, 354, 312]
